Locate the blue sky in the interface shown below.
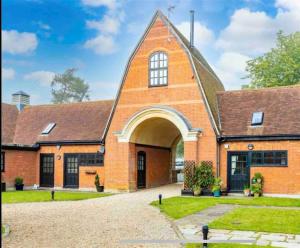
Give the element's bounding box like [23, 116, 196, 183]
[2, 0, 300, 104]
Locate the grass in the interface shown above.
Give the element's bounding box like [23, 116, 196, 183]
[1, 225, 5, 234]
[2, 190, 112, 203]
[151, 196, 300, 219]
[209, 207, 300, 234]
[186, 244, 271, 248]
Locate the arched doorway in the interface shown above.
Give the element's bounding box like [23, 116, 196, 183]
[116, 106, 200, 189]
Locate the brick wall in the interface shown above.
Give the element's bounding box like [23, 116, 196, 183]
[219, 140, 300, 194]
[38, 145, 104, 189]
[105, 16, 217, 191]
[1, 149, 37, 187]
[136, 145, 171, 188]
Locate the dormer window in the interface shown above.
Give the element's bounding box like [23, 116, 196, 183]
[41, 123, 56, 134]
[149, 51, 168, 87]
[251, 112, 264, 126]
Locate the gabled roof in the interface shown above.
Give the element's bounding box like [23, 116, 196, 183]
[1, 103, 19, 144]
[2, 100, 114, 146]
[102, 10, 224, 139]
[217, 85, 300, 137]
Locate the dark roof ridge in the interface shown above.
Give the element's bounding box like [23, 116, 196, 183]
[217, 84, 300, 95]
[23, 99, 115, 109]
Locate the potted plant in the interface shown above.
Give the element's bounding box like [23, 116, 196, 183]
[250, 184, 261, 197]
[94, 174, 104, 192]
[15, 177, 24, 191]
[243, 185, 250, 197]
[198, 161, 214, 196]
[212, 177, 222, 197]
[192, 166, 202, 196]
[193, 184, 202, 196]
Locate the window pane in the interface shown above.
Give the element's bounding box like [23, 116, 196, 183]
[264, 152, 274, 164]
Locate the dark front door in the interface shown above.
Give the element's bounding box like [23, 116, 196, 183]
[228, 152, 250, 192]
[137, 151, 146, 188]
[64, 154, 79, 188]
[40, 154, 54, 187]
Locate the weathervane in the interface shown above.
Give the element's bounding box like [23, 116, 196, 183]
[167, 5, 175, 42]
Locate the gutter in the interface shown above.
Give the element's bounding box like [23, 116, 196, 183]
[36, 140, 103, 145]
[218, 134, 300, 142]
[1, 144, 40, 151]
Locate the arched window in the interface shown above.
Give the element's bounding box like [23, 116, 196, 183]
[149, 51, 168, 86]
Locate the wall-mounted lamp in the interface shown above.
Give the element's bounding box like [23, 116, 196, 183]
[248, 144, 254, 150]
[99, 145, 105, 154]
[56, 144, 61, 150]
[224, 144, 229, 149]
[57, 155, 61, 160]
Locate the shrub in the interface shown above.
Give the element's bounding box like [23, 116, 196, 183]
[212, 177, 222, 192]
[94, 174, 100, 187]
[197, 161, 214, 189]
[15, 177, 23, 185]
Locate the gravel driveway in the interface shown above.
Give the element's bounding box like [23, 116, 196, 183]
[2, 184, 182, 248]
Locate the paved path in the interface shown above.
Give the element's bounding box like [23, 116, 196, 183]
[2, 184, 182, 248]
[175, 204, 300, 248]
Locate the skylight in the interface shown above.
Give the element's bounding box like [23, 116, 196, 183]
[41, 123, 56, 134]
[251, 112, 264, 126]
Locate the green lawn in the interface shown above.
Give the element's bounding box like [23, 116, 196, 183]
[186, 244, 270, 248]
[2, 190, 112, 203]
[209, 207, 300, 234]
[151, 196, 300, 219]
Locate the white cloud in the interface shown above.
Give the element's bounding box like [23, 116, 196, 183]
[24, 70, 55, 86]
[214, 52, 251, 89]
[84, 35, 117, 55]
[2, 30, 38, 54]
[86, 15, 120, 34]
[83, 1, 124, 55]
[2, 68, 15, 80]
[176, 21, 215, 49]
[89, 81, 118, 100]
[36, 21, 51, 30]
[216, 5, 300, 56]
[216, 9, 275, 55]
[81, 0, 116, 10]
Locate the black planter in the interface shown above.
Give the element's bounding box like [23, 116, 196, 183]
[181, 189, 194, 196]
[201, 188, 213, 196]
[15, 184, 24, 191]
[96, 185, 104, 192]
[1, 182, 6, 192]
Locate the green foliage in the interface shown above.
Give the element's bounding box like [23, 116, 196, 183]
[197, 161, 214, 189]
[94, 174, 100, 187]
[15, 177, 23, 185]
[212, 177, 222, 192]
[51, 68, 90, 103]
[176, 139, 184, 158]
[250, 183, 262, 194]
[245, 31, 300, 88]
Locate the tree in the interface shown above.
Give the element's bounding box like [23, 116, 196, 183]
[244, 31, 300, 88]
[51, 68, 90, 103]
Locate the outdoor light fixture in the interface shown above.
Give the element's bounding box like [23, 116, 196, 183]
[202, 225, 209, 248]
[248, 144, 254, 150]
[57, 155, 61, 160]
[99, 145, 105, 154]
[158, 194, 162, 205]
[56, 144, 61, 150]
[51, 190, 55, 200]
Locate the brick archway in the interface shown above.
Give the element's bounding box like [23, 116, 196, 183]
[116, 106, 201, 143]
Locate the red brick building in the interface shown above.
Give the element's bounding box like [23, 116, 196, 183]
[2, 11, 300, 194]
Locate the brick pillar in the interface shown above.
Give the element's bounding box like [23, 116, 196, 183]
[184, 140, 199, 163]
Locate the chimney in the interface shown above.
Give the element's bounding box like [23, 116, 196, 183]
[12, 91, 30, 111]
[190, 10, 195, 48]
